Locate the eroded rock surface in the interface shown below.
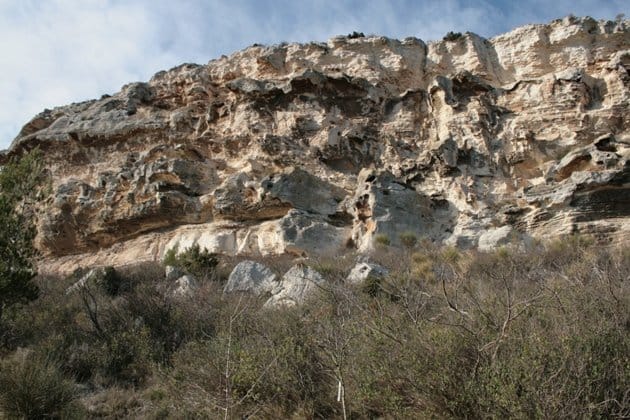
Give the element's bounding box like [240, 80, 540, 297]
[3, 16, 629, 273]
[224, 260, 278, 295]
[265, 264, 326, 307]
[347, 262, 389, 285]
[171, 274, 198, 298]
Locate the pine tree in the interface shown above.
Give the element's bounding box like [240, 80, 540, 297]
[0, 150, 45, 326]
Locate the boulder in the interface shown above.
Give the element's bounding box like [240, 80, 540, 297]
[65, 266, 117, 295]
[171, 274, 198, 298]
[265, 264, 326, 308]
[224, 260, 278, 295]
[165, 265, 184, 281]
[346, 262, 389, 285]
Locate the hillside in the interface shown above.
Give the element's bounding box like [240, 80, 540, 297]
[0, 15, 629, 418]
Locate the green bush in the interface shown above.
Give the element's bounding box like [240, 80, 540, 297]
[347, 31, 365, 39]
[469, 327, 630, 418]
[163, 299, 334, 418]
[399, 231, 418, 249]
[0, 150, 46, 329]
[99, 266, 123, 296]
[0, 351, 83, 419]
[163, 243, 219, 279]
[97, 328, 152, 386]
[361, 274, 383, 297]
[374, 234, 391, 247]
[443, 31, 463, 42]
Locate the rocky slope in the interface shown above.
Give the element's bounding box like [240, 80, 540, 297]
[3, 16, 629, 273]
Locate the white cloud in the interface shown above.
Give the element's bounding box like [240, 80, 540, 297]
[0, 0, 626, 149]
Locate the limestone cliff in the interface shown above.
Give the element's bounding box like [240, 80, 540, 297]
[3, 16, 629, 273]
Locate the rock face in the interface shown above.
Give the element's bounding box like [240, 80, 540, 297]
[224, 260, 278, 295]
[3, 16, 629, 273]
[265, 264, 326, 307]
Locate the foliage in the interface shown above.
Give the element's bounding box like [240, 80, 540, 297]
[443, 31, 463, 42]
[99, 266, 124, 296]
[361, 273, 383, 297]
[0, 150, 46, 326]
[399, 231, 418, 249]
[0, 350, 82, 419]
[374, 233, 391, 247]
[0, 237, 628, 417]
[347, 31, 365, 39]
[163, 243, 219, 279]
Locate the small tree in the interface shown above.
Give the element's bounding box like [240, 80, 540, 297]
[399, 231, 418, 249]
[443, 31, 463, 42]
[0, 150, 45, 326]
[163, 243, 219, 280]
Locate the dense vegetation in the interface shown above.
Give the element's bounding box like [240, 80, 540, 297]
[0, 150, 45, 329]
[0, 234, 628, 418]
[0, 148, 628, 418]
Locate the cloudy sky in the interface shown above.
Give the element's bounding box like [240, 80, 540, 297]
[0, 0, 626, 149]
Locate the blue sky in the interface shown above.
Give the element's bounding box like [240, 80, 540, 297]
[0, 0, 627, 150]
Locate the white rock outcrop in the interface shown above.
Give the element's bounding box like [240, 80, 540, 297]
[346, 262, 389, 285]
[2, 16, 627, 274]
[171, 274, 198, 298]
[477, 226, 517, 251]
[224, 260, 278, 295]
[265, 265, 326, 308]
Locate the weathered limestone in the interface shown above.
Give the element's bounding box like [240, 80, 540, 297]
[171, 274, 198, 298]
[224, 260, 278, 295]
[1, 16, 627, 274]
[265, 264, 326, 307]
[346, 262, 389, 285]
[478, 226, 517, 251]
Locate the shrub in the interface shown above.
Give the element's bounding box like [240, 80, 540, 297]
[439, 245, 460, 263]
[0, 350, 83, 418]
[361, 274, 383, 297]
[82, 386, 147, 418]
[374, 234, 391, 247]
[470, 326, 630, 418]
[99, 266, 123, 296]
[123, 281, 216, 365]
[1, 236, 628, 417]
[410, 251, 435, 281]
[97, 328, 152, 386]
[0, 150, 46, 328]
[163, 243, 219, 279]
[307, 256, 354, 283]
[399, 231, 418, 249]
[443, 31, 463, 42]
[347, 31, 365, 39]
